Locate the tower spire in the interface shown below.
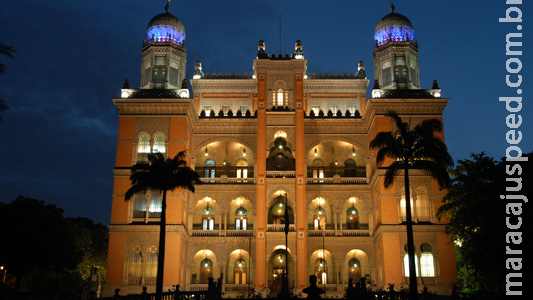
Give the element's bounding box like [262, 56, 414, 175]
[165, 0, 170, 13]
[390, 1, 395, 12]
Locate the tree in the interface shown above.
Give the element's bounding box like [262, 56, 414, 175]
[125, 151, 200, 300]
[437, 152, 531, 295]
[369, 111, 453, 300]
[0, 42, 15, 120]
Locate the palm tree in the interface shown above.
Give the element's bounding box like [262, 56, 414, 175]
[369, 111, 453, 300]
[125, 151, 201, 300]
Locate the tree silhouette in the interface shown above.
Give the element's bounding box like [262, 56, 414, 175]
[369, 111, 453, 299]
[125, 151, 200, 300]
[0, 42, 15, 120]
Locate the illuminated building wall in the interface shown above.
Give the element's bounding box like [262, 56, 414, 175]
[104, 3, 457, 297]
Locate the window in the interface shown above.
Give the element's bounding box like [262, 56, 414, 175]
[128, 245, 143, 285]
[202, 207, 215, 230]
[313, 206, 326, 230]
[234, 259, 247, 284]
[329, 105, 338, 113]
[239, 105, 248, 114]
[137, 133, 151, 163]
[416, 187, 430, 221]
[204, 159, 216, 178]
[169, 67, 179, 86]
[312, 105, 321, 115]
[133, 193, 147, 218]
[144, 246, 158, 285]
[200, 258, 213, 283]
[344, 158, 357, 177]
[382, 67, 392, 87]
[399, 188, 414, 221]
[312, 158, 325, 181]
[148, 190, 162, 218]
[420, 244, 435, 277]
[153, 133, 166, 153]
[236, 159, 248, 179]
[348, 258, 362, 282]
[403, 253, 419, 278]
[348, 106, 356, 114]
[346, 207, 359, 229]
[277, 88, 284, 106]
[235, 207, 248, 230]
[314, 258, 327, 285]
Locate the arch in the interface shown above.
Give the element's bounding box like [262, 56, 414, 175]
[416, 187, 431, 221]
[128, 244, 143, 285]
[305, 138, 368, 159]
[268, 194, 294, 225]
[344, 249, 370, 284]
[227, 249, 251, 285]
[420, 243, 435, 277]
[193, 138, 256, 160]
[346, 207, 359, 229]
[191, 249, 217, 284]
[309, 249, 335, 285]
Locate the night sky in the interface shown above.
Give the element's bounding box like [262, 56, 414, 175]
[1, 1, 531, 225]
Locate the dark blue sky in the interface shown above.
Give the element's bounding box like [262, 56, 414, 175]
[1, 1, 531, 225]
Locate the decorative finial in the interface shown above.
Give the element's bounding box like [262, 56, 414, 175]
[165, 1, 170, 13]
[390, 1, 395, 12]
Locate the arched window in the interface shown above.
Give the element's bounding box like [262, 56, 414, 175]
[348, 258, 362, 283]
[137, 133, 151, 162]
[153, 133, 166, 153]
[200, 258, 213, 283]
[416, 187, 430, 221]
[202, 207, 215, 230]
[404, 244, 419, 278]
[236, 159, 248, 179]
[313, 206, 326, 230]
[314, 258, 327, 284]
[346, 207, 359, 229]
[204, 159, 216, 178]
[235, 207, 248, 230]
[145, 245, 158, 285]
[128, 245, 143, 285]
[344, 158, 357, 177]
[234, 258, 247, 284]
[133, 193, 147, 218]
[399, 188, 414, 221]
[148, 190, 162, 218]
[420, 243, 435, 277]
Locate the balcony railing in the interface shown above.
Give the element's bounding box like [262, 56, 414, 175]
[307, 176, 368, 184]
[192, 230, 219, 236]
[308, 230, 335, 236]
[226, 230, 253, 236]
[267, 224, 295, 232]
[199, 176, 255, 184]
[266, 171, 295, 178]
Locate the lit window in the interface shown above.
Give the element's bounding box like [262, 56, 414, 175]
[153, 133, 166, 153]
[420, 243, 435, 277]
[277, 88, 284, 106]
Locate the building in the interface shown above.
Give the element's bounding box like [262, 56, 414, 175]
[104, 2, 457, 297]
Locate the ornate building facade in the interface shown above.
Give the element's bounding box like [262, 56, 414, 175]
[104, 3, 457, 297]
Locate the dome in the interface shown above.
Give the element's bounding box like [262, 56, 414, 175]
[145, 3, 186, 44]
[374, 4, 414, 45]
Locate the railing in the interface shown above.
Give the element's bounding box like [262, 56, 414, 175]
[267, 224, 295, 232]
[224, 284, 251, 292]
[307, 177, 368, 184]
[99, 290, 206, 300]
[307, 230, 335, 236]
[189, 284, 208, 291]
[199, 177, 255, 184]
[192, 230, 219, 236]
[341, 229, 370, 236]
[266, 171, 295, 178]
[226, 230, 253, 236]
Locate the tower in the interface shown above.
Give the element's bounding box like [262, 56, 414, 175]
[373, 3, 420, 90]
[140, 2, 187, 90]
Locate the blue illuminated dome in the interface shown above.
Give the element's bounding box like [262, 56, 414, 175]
[145, 3, 185, 45]
[374, 4, 414, 46]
